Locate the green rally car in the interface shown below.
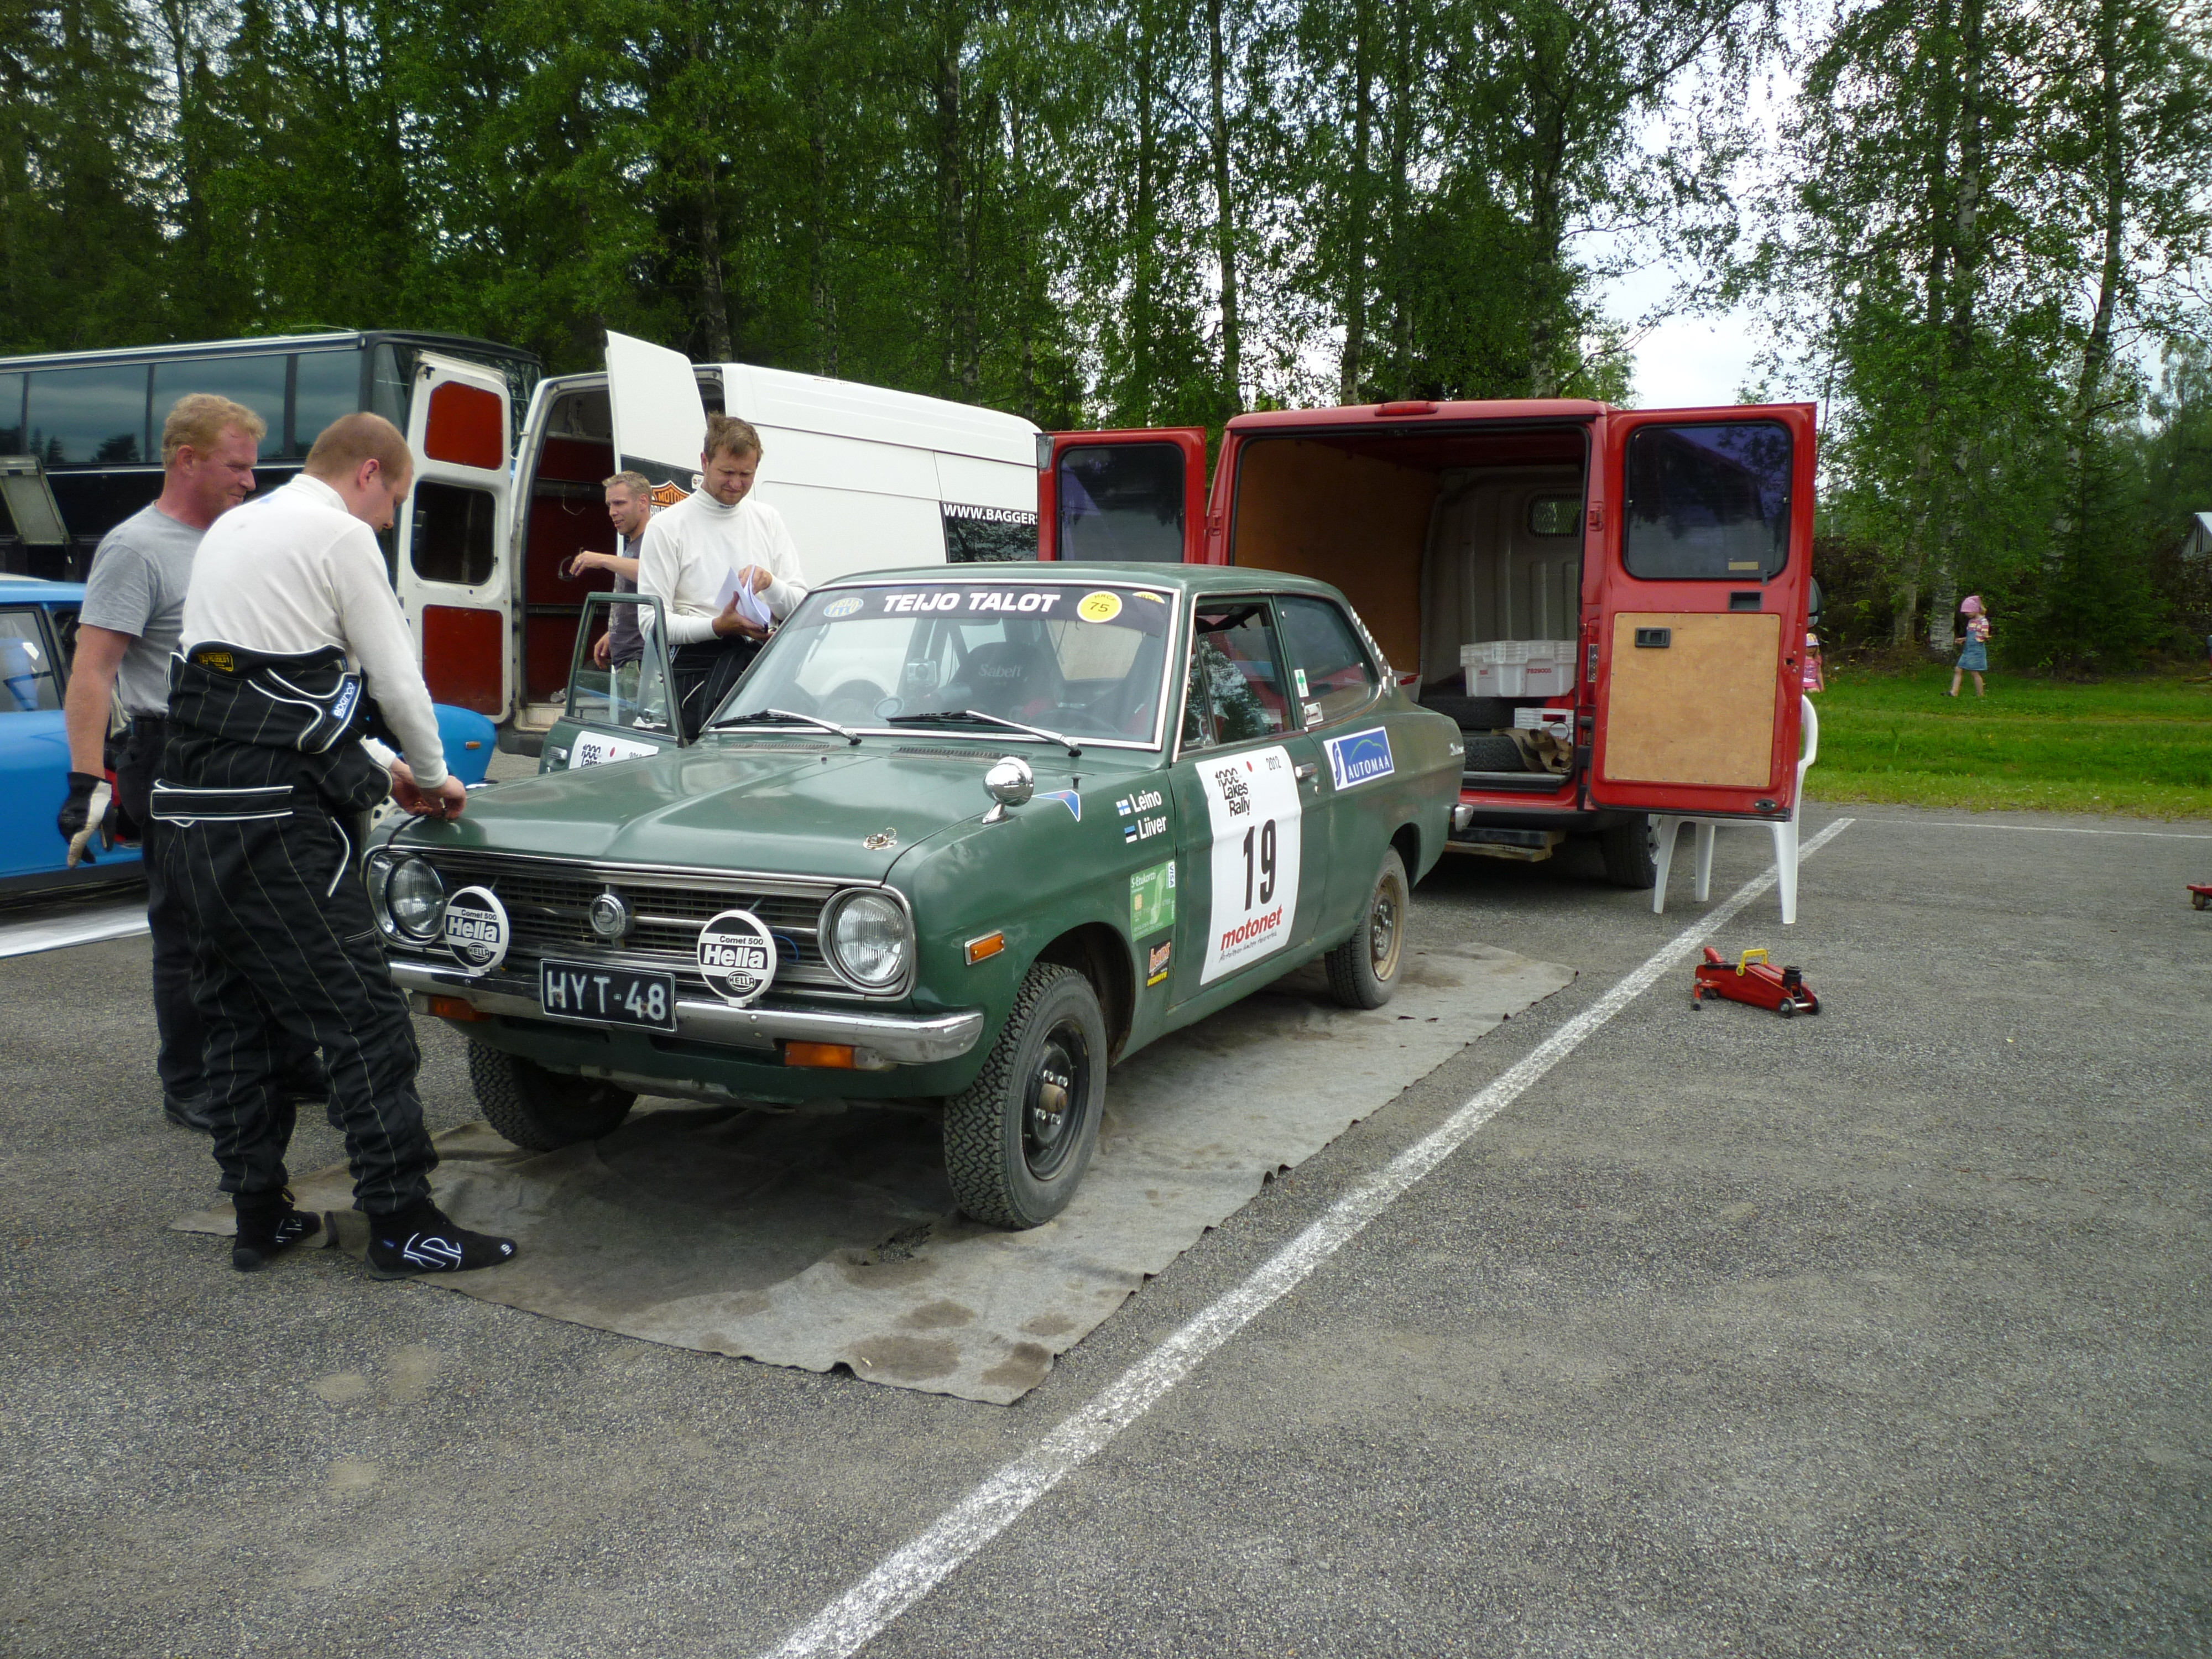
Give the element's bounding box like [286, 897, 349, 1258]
[370, 564, 1464, 1228]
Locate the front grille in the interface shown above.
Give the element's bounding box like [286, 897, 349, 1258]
[408, 850, 868, 995]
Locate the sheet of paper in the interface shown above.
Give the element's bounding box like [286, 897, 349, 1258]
[714, 565, 773, 628]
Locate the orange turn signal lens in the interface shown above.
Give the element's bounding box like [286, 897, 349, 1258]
[786, 1041, 857, 1070]
[426, 995, 484, 1022]
[965, 931, 1006, 965]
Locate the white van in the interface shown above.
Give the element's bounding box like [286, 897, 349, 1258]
[392, 332, 1042, 742]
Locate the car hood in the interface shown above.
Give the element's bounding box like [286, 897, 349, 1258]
[397, 740, 1095, 883]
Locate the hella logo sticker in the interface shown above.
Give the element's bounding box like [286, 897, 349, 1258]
[441, 885, 510, 976]
[698, 909, 778, 1006]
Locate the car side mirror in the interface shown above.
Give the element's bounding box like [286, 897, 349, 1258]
[981, 754, 1034, 824]
[1807, 577, 1824, 634]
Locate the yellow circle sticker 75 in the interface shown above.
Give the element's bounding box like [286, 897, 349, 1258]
[1077, 591, 1123, 623]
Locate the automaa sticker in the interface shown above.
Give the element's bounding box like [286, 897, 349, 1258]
[1322, 726, 1395, 789]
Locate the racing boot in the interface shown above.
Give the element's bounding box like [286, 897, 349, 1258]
[364, 1201, 518, 1280]
[232, 1189, 321, 1272]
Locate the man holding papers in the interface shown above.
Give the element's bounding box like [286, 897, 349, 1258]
[637, 414, 810, 738]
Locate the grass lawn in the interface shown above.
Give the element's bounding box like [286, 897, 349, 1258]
[1809, 664, 2212, 818]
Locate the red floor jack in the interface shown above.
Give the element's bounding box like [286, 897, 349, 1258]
[1692, 947, 1820, 1018]
[2191, 884, 2211, 911]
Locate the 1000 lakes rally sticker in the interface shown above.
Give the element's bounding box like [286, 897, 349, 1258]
[1198, 745, 1301, 985]
[698, 910, 778, 1006]
[570, 732, 660, 769]
[441, 886, 510, 975]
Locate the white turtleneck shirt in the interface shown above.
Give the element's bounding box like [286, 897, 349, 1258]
[635, 489, 809, 646]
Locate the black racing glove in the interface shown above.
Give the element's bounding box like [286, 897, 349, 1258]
[56, 771, 104, 842]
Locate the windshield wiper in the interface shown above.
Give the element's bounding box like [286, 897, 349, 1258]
[712, 707, 862, 745]
[888, 708, 1081, 757]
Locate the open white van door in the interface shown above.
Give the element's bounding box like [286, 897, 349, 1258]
[397, 352, 515, 718]
[606, 331, 707, 494]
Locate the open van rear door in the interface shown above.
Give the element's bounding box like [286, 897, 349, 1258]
[1037, 429, 1208, 562]
[606, 330, 707, 495]
[398, 353, 515, 718]
[1586, 403, 1817, 819]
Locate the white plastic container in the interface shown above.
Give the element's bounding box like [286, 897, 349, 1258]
[1522, 658, 1572, 696]
[1474, 663, 1528, 696]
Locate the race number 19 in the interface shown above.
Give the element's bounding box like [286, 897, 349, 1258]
[1198, 746, 1302, 985]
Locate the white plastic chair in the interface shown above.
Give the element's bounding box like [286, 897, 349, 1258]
[1651, 695, 1820, 925]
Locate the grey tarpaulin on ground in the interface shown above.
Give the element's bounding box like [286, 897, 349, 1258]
[174, 943, 1571, 1403]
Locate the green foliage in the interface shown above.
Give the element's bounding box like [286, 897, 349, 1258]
[1755, 0, 2212, 671]
[0, 0, 1765, 426]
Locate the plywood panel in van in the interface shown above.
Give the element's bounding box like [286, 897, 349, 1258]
[1231, 438, 1436, 671]
[1601, 612, 1780, 787]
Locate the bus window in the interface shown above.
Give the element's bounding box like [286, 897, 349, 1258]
[27, 364, 150, 466]
[410, 482, 496, 586]
[293, 349, 363, 455]
[150, 355, 286, 460]
[0, 373, 22, 450]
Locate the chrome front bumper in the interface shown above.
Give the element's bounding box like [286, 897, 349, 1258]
[387, 959, 987, 1066]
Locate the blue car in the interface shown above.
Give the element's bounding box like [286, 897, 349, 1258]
[0, 575, 494, 897]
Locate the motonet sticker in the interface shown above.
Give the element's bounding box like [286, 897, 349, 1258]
[1197, 746, 1302, 985]
[1322, 726, 1395, 789]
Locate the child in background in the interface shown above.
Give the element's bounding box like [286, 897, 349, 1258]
[1949, 595, 1991, 697]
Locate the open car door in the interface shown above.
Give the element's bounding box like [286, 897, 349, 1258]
[546, 591, 685, 770]
[397, 353, 515, 717]
[1587, 403, 1817, 820]
[1037, 429, 1208, 562]
[606, 330, 708, 498]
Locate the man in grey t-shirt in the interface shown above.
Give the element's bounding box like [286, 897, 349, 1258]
[570, 470, 653, 672]
[59, 393, 322, 1131]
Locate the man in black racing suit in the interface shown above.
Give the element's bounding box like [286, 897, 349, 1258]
[154, 413, 517, 1279]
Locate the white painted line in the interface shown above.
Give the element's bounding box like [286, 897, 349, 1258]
[1841, 817, 2212, 840]
[0, 900, 150, 960]
[754, 817, 1856, 1659]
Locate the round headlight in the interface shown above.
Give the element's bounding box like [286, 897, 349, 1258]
[388, 857, 446, 940]
[827, 890, 909, 989]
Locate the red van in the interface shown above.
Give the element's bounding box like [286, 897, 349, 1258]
[1036, 400, 1817, 885]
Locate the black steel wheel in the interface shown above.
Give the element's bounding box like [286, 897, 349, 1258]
[1598, 813, 1660, 889]
[943, 963, 1107, 1228]
[468, 1041, 635, 1151]
[1325, 848, 1410, 1010]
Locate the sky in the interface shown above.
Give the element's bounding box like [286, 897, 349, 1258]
[1623, 306, 1770, 409]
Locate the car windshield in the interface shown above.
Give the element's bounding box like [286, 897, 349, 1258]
[714, 580, 1178, 747]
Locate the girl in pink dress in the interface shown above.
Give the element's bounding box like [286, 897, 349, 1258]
[1949, 595, 1991, 697]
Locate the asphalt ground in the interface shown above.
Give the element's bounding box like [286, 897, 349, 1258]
[2, 802, 2206, 1658]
